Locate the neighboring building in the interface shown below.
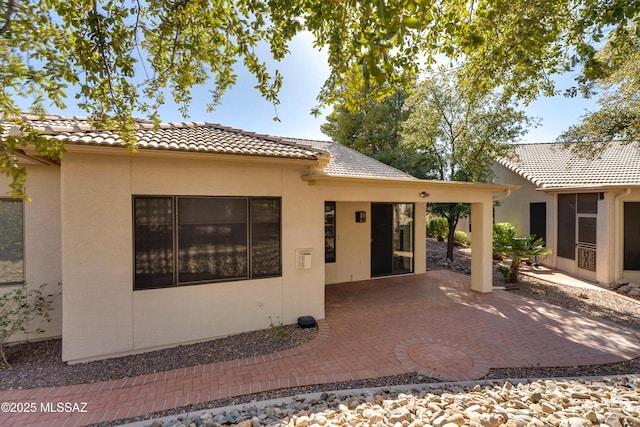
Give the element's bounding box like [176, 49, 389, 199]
[494, 141, 640, 285]
[1, 115, 515, 363]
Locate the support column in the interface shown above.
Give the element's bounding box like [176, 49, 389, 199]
[471, 201, 493, 293]
[413, 202, 427, 275]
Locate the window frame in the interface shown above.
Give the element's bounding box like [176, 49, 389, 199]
[0, 198, 25, 286]
[133, 195, 282, 290]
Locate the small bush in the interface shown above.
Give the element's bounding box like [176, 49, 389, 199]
[0, 284, 52, 366]
[453, 230, 470, 246]
[493, 222, 516, 255]
[429, 217, 449, 241]
[497, 265, 510, 281]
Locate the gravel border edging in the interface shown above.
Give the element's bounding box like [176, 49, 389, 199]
[112, 374, 640, 427]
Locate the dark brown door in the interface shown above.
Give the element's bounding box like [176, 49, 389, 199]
[371, 203, 393, 276]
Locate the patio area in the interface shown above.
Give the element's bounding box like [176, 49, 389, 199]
[2, 270, 640, 427]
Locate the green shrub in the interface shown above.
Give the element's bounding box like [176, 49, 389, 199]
[428, 217, 449, 241]
[493, 222, 516, 252]
[497, 265, 510, 281]
[0, 284, 52, 366]
[494, 235, 551, 283]
[453, 230, 470, 246]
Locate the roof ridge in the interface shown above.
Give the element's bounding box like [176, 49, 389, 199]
[280, 136, 333, 144]
[10, 114, 291, 143]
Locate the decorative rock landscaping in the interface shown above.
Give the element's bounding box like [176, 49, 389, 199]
[145, 376, 640, 427]
[611, 282, 640, 300]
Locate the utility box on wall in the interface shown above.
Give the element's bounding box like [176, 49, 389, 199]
[296, 248, 313, 269]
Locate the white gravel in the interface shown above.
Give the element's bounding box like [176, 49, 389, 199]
[131, 376, 640, 427]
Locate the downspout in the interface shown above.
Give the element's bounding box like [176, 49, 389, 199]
[614, 188, 632, 283]
[492, 189, 511, 202]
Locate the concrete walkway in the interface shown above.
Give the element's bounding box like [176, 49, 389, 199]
[2, 270, 640, 427]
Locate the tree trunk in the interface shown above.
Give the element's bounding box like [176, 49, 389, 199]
[446, 218, 457, 261]
[509, 255, 520, 283]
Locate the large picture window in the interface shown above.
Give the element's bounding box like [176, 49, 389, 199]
[134, 196, 281, 290]
[0, 199, 24, 285]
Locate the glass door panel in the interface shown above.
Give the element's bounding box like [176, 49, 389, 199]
[392, 203, 414, 274]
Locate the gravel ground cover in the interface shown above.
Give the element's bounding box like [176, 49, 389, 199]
[142, 376, 640, 427]
[2, 239, 640, 426]
[0, 325, 317, 390]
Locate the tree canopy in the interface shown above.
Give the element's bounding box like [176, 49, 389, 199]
[2, 0, 639, 196]
[320, 68, 437, 179]
[401, 72, 533, 183]
[558, 24, 640, 156]
[401, 71, 534, 260]
[322, 69, 534, 260]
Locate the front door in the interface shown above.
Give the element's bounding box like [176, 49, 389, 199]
[371, 203, 415, 277]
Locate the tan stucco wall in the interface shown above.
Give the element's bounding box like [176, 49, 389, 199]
[60, 152, 326, 362]
[1, 164, 62, 343]
[325, 202, 371, 284]
[42, 149, 501, 362]
[493, 165, 556, 268]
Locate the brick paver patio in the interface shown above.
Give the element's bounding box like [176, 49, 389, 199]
[2, 270, 639, 426]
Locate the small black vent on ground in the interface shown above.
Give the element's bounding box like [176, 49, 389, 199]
[297, 316, 316, 329]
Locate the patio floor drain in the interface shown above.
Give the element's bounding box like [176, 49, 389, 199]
[394, 337, 490, 382]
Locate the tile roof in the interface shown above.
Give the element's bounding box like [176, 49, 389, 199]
[284, 138, 416, 180]
[2, 115, 324, 161]
[2, 115, 416, 180]
[497, 141, 640, 189]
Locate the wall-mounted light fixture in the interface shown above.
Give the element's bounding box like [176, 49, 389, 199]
[419, 191, 429, 198]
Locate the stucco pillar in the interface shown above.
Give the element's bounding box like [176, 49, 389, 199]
[471, 201, 493, 293]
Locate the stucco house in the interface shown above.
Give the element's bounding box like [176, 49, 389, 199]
[1, 115, 515, 363]
[494, 141, 640, 285]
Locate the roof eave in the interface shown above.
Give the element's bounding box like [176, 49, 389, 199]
[301, 173, 519, 192]
[26, 143, 322, 168]
[538, 184, 640, 192]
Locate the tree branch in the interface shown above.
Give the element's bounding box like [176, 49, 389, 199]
[2, 0, 15, 33]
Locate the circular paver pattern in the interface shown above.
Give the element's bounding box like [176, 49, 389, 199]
[395, 337, 490, 382]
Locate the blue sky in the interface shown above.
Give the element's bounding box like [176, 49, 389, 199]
[33, 31, 598, 144]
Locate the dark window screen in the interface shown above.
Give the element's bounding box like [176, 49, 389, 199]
[577, 193, 598, 214]
[251, 198, 282, 278]
[0, 199, 24, 284]
[529, 202, 546, 243]
[134, 197, 175, 289]
[624, 202, 640, 270]
[578, 217, 597, 245]
[134, 196, 281, 290]
[557, 194, 576, 259]
[177, 198, 248, 283]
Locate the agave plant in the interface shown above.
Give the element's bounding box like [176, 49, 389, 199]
[494, 235, 552, 283]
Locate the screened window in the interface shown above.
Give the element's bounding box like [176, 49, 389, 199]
[529, 202, 546, 243]
[624, 202, 640, 271]
[557, 194, 576, 260]
[577, 193, 598, 214]
[0, 199, 24, 285]
[134, 196, 281, 290]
